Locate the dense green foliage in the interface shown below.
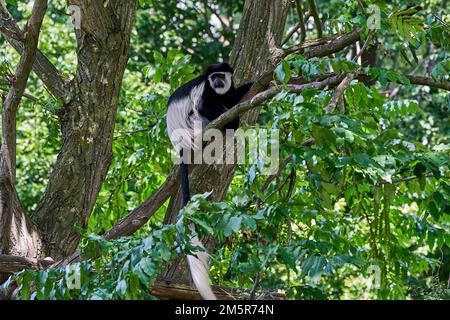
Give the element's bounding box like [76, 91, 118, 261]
[1, 0, 449, 299]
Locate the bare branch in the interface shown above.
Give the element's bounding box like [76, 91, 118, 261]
[356, 73, 450, 91]
[150, 280, 284, 300]
[282, 29, 361, 59]
[282, 22, 301, 45]
[208, 74, 345, 131]
[353, 31, 373, 62]
[326, 73, 355, 113]
[0, 254, 53, 273]
[282, 37, 329, 58]
[303, 29, 360, 59]
[1, 0, 47, 183]
[307, 0, 323, 38]
[0, 87, 39, 102]
[294, 0, 307, 43]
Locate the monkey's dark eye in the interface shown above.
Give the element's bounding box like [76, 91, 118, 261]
[211, 74, 225, 81]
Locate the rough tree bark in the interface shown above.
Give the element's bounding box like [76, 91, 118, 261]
[0, 0, 138, 266]
[31, 0, 138, 260]
[160, 0, 291, 284]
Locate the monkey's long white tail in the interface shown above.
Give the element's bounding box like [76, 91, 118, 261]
[187, 227, 217, 300]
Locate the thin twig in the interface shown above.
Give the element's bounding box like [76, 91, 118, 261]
[295, 0, 307, 43]
[326, 31, 373, 113]
[307, 0, 323, 38]
[282, 0, 307, 45]
[0, 87, 39, 102]
[353, 30, 373, 62]
[282, 22, 301, 45]
[326, 73, 355, 114]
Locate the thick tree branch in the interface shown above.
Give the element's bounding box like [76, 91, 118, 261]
[0, 1, 24, 40]
[0, 1, 67, 99]
[103, 168, 179, 240]
[0, 172, 43, 260]
[404, 75, 450, 91]
[208, 74, 345, 130]
[303, 29, 360, 59]
[282, 29, 360, 59]
[356, 73, 450, 91]
[0, 254, 53, 273]
[150, 280, 285, 300]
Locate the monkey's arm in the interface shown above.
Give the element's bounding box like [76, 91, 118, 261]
[226, 82, 254, 107]
[222, 82, 253, 130]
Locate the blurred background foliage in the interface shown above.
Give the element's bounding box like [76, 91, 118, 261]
[1, 0, 449, 299]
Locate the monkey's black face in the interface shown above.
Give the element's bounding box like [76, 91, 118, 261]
[208, 72, 232, 95]
[206, 62, 234, 95]
[210, 73, 226, 88]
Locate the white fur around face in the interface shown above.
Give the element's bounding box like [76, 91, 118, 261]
[208, 72, 232, 95]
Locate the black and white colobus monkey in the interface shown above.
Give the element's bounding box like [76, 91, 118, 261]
[166, 62, 253, 300]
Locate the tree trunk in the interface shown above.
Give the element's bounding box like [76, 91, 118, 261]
[31, 0, 137, 260]
[160, 0, 290, 284]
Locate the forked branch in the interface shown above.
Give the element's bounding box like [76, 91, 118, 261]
[0, 1, 66, 99]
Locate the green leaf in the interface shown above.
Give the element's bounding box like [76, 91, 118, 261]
[279, 247, 297, 270]
[282, 60, 292, 83]
[224, 216, 242, 237]
[116, 280, 127, 297]
[311, 125, 336, 147]
[187, 216, 213, 234]
[274, 64, 286, 83]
